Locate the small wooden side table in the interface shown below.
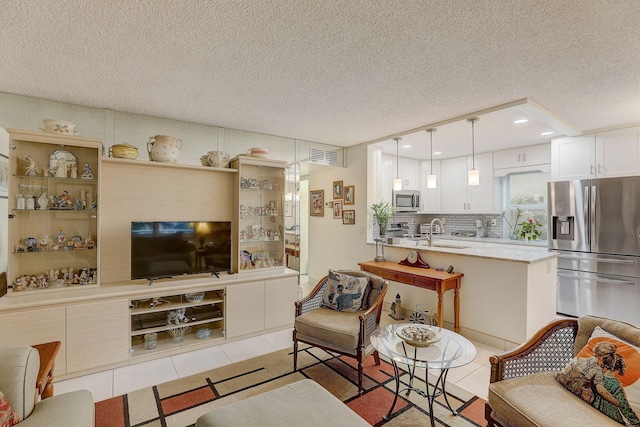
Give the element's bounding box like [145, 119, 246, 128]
[32, 341, 61, 399]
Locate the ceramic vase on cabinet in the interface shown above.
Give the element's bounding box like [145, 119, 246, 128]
[207, 151, 230, 168]
[147, 135, 183, 163]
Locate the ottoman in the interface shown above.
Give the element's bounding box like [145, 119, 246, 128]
[195, 379, 370, 427]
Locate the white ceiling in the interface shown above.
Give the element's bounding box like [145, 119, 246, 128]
[1, 1, 639, 159]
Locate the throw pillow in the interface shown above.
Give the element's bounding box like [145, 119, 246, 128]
[321, 270, 368, 312]
[0, 389, 19, 427]
[556, 326, 640, 425]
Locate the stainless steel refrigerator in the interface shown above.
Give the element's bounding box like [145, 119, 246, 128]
[548, 177, 640, 325]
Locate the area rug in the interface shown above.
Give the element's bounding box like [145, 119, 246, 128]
[95, 346, 486, 427]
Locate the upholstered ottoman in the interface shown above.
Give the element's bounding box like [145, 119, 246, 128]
[195, 379, 370, 427]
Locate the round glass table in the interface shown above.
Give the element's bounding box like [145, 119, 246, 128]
[371, 323, 477, 427]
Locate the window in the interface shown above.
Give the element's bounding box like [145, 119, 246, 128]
[503, 171, 549, 240]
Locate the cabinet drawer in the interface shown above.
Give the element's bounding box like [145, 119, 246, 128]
[378, 270, 415, 285]
[414, 276, 437, 291]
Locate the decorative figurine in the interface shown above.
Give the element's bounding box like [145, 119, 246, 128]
[389, 293, 405, 320]
[54, 159, 68, 177]
[81, 162, 93, 179]
[56, 226, 66, 244]
[70, 163, 78, 178]
[24, 155, 39, 176]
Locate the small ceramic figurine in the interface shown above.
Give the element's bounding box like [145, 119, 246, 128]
[81, 162, 93, 179]
[70, 163, 78, 178]
[24, 155, 38, 176]
[54, 159, 67, 177]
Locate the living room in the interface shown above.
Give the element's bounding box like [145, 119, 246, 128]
[2, 2, 640, 427]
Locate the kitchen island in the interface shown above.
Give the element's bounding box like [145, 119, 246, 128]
[377, 237, 557, 350]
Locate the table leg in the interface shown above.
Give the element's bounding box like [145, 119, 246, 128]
[453, 279, 460, 333]
[384, 360, 401, 421]
[437, 291, 444, 328]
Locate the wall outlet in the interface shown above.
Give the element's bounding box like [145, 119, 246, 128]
[491, 219, 496, 226]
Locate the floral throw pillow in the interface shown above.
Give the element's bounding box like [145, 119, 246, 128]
[321, 270, 368, 312]
[556, 326, 640, 425]
[0, 389, 20, 427]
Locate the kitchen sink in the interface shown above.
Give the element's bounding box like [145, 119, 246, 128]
[432, 243, 468, 249]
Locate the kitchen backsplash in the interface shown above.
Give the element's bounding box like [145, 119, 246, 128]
[388, 213, 505, 238]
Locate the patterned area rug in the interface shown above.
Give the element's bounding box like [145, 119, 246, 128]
[95, 346, 486, 427]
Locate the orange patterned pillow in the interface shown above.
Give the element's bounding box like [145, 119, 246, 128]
[557, 326, 640, 425]
[0, 389, 19, 427]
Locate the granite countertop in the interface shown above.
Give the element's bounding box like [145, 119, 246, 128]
[387, 236, 555, 264]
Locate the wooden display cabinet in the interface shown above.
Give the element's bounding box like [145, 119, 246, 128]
[6, 129, 101, 294]
[231, 156, 286, 273]
[129, 288, 225, 358]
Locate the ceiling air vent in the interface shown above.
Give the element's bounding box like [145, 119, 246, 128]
[309, 148, 339, 165]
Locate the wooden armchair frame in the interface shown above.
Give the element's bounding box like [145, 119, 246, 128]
[293, 273, 388, 394]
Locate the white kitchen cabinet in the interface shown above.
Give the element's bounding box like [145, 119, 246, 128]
[441, 153, 494, 213]
[595, 126, 640, 178]
[381, 154, 394, 204]
[552, 128, 640, 180]
[419, 159, 440, 213]
[493, 144, 550, 169]
[398, 157, 421, 190]
[551, 135, 596, 180]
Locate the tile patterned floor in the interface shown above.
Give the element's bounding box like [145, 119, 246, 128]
[55, 274, 497, 403]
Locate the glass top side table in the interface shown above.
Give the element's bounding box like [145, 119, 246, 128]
[371, 323, 477, 427]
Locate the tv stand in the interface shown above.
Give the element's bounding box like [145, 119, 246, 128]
[147, 275, 174, 286]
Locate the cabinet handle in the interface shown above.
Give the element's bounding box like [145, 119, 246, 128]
[590, 164, 595, 175]
[522, 153, 526, 163]
[518, 153, 521, 162]
[598, 164, 603, 175]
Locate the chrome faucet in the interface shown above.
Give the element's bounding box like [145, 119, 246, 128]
[428, 218, 444, 247]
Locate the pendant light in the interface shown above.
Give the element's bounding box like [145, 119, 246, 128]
[426, 128, 437, 189]
[467, 117, 480, 186]
[393, 137, 402, 192]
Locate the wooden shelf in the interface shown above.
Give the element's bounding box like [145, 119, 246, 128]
[102, 156, 237, 173]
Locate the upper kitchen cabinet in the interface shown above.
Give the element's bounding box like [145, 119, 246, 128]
[493, 144, 550, 170]
[419, 159, 440, 213]
[398, 157, 420, 190]
[552, 126, 640, 180]
[441, 153, 494, 213]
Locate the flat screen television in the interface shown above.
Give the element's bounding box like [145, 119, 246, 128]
[131, 221, 232, 281]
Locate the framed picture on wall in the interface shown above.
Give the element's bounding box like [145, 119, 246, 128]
[344, 185, 354, 205]
[310, 190, 324, 216]
[343, 210, 355, 225]
[333, 180, 343, 199]
[333, 200, 343, 219]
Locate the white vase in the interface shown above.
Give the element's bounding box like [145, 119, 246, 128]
[38, 192, 48, 209]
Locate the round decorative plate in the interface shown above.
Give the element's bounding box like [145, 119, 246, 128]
[396, 325, 441, 347]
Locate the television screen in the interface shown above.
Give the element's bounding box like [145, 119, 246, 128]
[131, 221, 232, 280]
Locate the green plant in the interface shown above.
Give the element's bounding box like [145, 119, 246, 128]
[517, 219, 543, 240]
[369, 200, 395, 236]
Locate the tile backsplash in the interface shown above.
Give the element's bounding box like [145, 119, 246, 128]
[388, 213, 505, 238]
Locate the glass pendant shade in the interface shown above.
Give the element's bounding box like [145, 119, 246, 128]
[427, 174, 437, 188]
[468, 168, 479, 186]
[393, 137, 402, 191]
[393, 178, 403, 191]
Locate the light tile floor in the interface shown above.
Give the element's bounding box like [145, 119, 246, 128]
[55, 318, 497, 404]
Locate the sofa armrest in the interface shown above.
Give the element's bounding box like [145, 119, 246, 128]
[489, 318, 578, 383]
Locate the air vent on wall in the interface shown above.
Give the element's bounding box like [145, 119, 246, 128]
[309, 148, 339, 165]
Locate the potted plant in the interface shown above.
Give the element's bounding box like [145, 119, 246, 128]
[517, 219, 543, 241]
[369, 200, 395, 237]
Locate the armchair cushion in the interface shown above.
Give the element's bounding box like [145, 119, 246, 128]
[295, 307, 361, 353]
[321, 270, 368, 312]
[0, 390, 19, 426]
[556, 326, 640, 424]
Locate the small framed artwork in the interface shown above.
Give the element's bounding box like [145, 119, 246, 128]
[310, 190, 324, 217]
[344, 185, 354, 205]
[333, 200, 343, 219]
[343, 210, 355, 225]
[333, 180, 343, 199]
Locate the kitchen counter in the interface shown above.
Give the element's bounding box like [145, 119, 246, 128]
[386, 237, 554, 264]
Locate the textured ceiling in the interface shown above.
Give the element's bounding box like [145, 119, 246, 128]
[1, 0, 639, 148]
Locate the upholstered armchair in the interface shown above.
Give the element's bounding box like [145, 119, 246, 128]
[293, 270, 388, 394]
[0, 344, 94, 426]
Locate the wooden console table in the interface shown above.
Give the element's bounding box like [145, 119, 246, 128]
[358, 261, 463, 332]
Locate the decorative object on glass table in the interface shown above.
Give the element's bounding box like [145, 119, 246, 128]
[396, 324, 441, 347]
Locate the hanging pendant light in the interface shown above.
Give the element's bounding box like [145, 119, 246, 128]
[393, 137, 403, 192]
[467, 117, 480, 186]
[426, 128, 437, 189]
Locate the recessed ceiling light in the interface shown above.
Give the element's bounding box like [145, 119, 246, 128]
[402, 145, 411, 148]
[513, 119, 529, 124]
[540, 131, 554, 136]
[433, 151, 442, 155]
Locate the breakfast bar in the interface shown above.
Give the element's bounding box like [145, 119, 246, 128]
[358, 261, 463, 332]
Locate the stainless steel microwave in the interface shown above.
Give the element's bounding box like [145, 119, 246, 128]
[393, 190, 420, 212]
